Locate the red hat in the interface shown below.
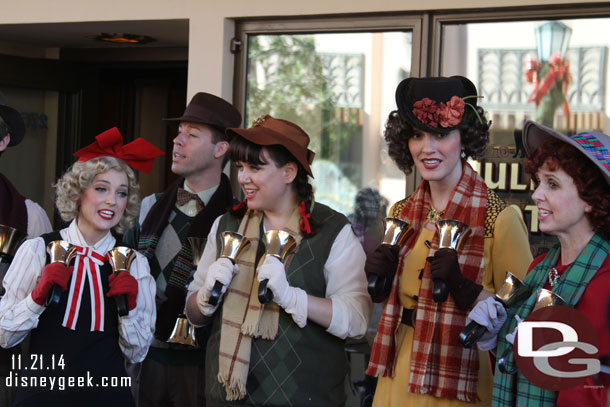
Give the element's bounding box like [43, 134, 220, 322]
[73, 127, 165, 173]
[226, 115, 316, 177]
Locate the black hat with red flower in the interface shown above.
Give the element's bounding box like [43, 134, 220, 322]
[395, 76, 479, 134]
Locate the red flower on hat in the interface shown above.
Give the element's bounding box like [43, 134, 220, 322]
[438, 96, 465, 127]
[412, 98, 440, 128]
[412, 96, 466, 129]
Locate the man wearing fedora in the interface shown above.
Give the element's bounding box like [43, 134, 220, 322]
[0, 96, 52, 239]
[123, 92, 241, 407]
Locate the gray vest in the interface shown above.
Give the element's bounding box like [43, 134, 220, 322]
[206, 203, 350, 406]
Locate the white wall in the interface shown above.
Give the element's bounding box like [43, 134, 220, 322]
[0, 0, 606, 103]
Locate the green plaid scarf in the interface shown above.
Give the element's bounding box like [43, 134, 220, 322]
[492, 233, 610, 406]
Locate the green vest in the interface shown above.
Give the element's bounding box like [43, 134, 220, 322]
[206, 203, 350, 406]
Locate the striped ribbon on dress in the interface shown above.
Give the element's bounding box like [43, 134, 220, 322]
[61, 246, 106, 332]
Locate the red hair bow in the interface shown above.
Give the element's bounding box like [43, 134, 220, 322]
[73, 127, 164, 173]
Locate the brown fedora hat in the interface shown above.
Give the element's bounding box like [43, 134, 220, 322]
[164, 92, 242, 132]
[0, 92, 25, 147]
[395, 76, 479, 134]
[226, 115, 316, 177]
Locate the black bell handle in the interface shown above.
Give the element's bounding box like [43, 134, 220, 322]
[458, 320, 488, 348]
[432, 279, 449, 303]
[367, 274, 392, 303]
[497, 345, 519, 375]
[258, 279, 274, 304]
[208, 280, 225, 306]
[45, 285, 63, 307]
[115, 294, 129, 317]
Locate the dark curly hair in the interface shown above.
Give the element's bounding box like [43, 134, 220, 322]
[524, 138, 610, 237]
[227, 135, 317, 236]
[384, 105, 490, 174]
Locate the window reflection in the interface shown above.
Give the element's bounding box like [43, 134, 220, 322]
[245, 32, 412, 216]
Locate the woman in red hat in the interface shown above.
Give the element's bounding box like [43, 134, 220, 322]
[469, 121, 610, 407]
[186, 115, 372, 406]
[0, 128, 162, 406]
[365, 76, 532, 406]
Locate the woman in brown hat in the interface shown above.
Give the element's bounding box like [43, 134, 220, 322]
[186, 115, 372, 406]
[469, 121, 610, 407]
[365, 76, 532, 406]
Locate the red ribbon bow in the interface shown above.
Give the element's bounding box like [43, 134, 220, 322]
[525, 53, 572, 117]
[299, 201, 311, 234]
[232, 199, 248, 212]
[73, 127, 164, 173]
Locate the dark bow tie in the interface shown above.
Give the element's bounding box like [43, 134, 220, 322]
[176, 187, 204, 212]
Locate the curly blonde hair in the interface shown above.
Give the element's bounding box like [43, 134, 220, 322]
[55, 156, 140, 234]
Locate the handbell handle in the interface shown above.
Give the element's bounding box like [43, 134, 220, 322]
[115, 289, 129, 317]
[258, 280, 274, 304]
[208, 281, 224, 306]
[458, 320, 488, 348]
[432, 279, 449, 303]
[497, 345, 519, 374]
[258, 230, 296, 304]
[45, 240, 78, 307]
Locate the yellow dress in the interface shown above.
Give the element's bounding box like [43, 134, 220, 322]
[373, 205, 532, 407]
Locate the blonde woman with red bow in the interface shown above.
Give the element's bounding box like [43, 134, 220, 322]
[0, 128, 162, 407]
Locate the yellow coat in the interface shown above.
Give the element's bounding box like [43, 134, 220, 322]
[373, 198, 532, 407]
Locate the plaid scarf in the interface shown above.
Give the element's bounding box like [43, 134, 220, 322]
[492, 233, 610, 407]
[367, 162, 486, 402]
[218, 204, 304, 401]
[138, 174, 233, 339]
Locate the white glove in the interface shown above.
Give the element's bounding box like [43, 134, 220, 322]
[256, 256, 308, 328]
[196, 258, 238, 317]
[505, 315, 523, 345]
[466, 296, 507, 351]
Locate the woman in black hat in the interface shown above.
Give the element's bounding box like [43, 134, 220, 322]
[186, 115, 372, 406]
[365, 76, 532, 406]
[469, 121, 610, 407]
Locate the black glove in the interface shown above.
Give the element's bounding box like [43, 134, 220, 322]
[429, 248, 482, 310]
[365, 245, 399, 303]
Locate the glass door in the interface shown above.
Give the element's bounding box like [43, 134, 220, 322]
[234, 16, 424, 218]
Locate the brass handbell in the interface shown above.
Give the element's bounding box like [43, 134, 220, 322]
[45, 240, 78, 306]
[532, 288, 567, 312]
[258, 230, 296, 304]
[207, 232, 250, 306]
[0, 224, 26, 263]
[368, 218, 414, 302]
[167, 313, 198, 347]
[187, 237, 207, 267]
[106, 246, 137, 317]
[0, 225, 27, 297]
[498, 288, 568, 374]
[459, 271, 531, 348]
[432, 219, 471, 303]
